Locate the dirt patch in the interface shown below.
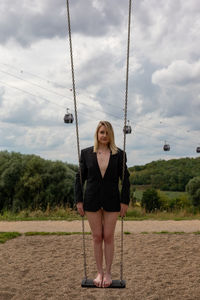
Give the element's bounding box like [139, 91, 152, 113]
[0, 233, 200, 299]
[0, 220, 200, 233]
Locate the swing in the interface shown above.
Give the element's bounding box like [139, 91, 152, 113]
[81, 278, 126, 288]
[66, 0, 132, 288]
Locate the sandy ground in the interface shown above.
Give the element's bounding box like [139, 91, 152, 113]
[0, 219, 200, 233]
[1, 221, 200, 300]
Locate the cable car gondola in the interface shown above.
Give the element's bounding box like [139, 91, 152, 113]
[196, 146, 200, 153]
[64, 108, 74, 124]
[163, 141, 170, 151]
[123, 120, 132, 134]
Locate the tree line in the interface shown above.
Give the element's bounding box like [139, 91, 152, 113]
[129, 157, 200, 191]
[141, 175, 200, 212]
[0, 151, 77, 213]
[0, 151, 200, 213]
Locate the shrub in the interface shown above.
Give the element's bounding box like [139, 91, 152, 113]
[141, 188, 161, 212]
[130, 186, 136, 206]
[186, 176, 200, 207]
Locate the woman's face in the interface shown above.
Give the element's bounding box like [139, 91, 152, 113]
[97, 125, 110, 145]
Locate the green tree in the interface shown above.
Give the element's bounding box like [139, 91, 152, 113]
[141, 188, 161, 212]
[0, 159, 24, 211]
[0, 151, 76, 213]
[130, 157, 200, 191]
[186, 176, 200, 207]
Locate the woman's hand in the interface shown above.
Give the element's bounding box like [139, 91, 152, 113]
[77, 202, 84, 216]
[120, 203, 129, 217]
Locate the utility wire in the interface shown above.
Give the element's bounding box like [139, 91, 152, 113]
[0, 69, 72, 99]
[0, 62, 66, 88]
[0, 80, 199, 145]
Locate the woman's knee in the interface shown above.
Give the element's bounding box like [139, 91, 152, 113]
[103, 232, 114, 244]
[93, 232, 103, 244]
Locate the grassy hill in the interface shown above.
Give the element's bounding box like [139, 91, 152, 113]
[129, 157, 200, 191]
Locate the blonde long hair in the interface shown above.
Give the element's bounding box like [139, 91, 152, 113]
[94, 121, 118, 155]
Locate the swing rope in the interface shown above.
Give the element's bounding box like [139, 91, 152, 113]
[121, 0, 132, 282]
[66, 0, 132, 284]
[66, 0, 87, 280]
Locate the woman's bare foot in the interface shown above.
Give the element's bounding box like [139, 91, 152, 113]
[102, 273, 112, 288]
[93, 273, 103, 288]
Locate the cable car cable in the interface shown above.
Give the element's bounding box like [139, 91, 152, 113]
[1, 72, 198, 152]
[0, 80, 67, 109]
[0, 62, 65, 88]
[0, 69, 72, 100]
[1, 77, 197, 153]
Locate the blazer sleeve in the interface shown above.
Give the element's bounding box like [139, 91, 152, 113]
[74, 149, 88, 203]
[118, 150, 130, 205]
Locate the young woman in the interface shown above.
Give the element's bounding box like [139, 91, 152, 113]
[75, 121, 130, 288]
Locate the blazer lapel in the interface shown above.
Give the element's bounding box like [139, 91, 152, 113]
[102, 152, 117, 179]
[93, 151, 113, 180]
[92, 152, 103, 179]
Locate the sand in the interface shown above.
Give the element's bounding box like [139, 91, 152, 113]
[0, 219, 200, 233]
[1, 221, 200, 300]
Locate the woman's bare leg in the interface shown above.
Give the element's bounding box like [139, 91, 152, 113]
[85, 209, 104, 287]
[102, 210, 119, 287]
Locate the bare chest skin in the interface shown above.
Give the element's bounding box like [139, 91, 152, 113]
[97, 151, 110, 178]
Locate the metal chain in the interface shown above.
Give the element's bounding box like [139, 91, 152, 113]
[66, 0, 87, 280]
[121, 0, 132, 283]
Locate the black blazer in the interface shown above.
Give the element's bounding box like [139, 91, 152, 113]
[75, 146, 130, 212]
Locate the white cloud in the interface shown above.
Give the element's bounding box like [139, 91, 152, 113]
[152, 60, 200, 88]
[134, 0, 200, 65]
[0, 0, 199, 166]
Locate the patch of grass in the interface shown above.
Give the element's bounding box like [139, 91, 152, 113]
[141, 231, 200, 235]
[125, 207, 147, 220]
[0, 207, 84, 221]
[24, 231, 91, 236]
[1, 203, 200, 221]
[152, 231, 185, 234]
[125, 207, 200, 221]
[153, 231, 170, 234]
[161, 191, 187, 199]
[124, 231, 131, 235]
[133, 190, 143, 202]
[0, 232, 21, 243]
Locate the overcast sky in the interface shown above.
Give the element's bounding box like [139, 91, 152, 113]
[0, 0, 200, 166]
